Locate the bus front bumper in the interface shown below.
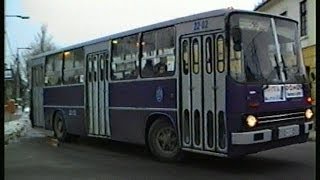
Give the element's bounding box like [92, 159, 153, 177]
[231, 121, 313, 145]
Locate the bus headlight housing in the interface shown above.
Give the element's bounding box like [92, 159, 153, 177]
[305, 109, 313, 120]
[246, 115, 257, 127]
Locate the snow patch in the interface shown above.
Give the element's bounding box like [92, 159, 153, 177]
[4, 113, 45, 145]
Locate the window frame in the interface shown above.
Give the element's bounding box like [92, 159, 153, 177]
[300, 0, 307, 37]
[111, 34, 139, 81]
[45, 52, 63, 86]
[140, 26, 176, 78]
[62, 47, 85, 85]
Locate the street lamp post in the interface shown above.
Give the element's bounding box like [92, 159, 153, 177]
[16, 47, 31, 104]
[5, 15, 30, 19]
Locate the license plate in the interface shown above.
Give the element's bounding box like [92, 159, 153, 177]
[278, 125, 299, 139]
[284, 128, 294, 137]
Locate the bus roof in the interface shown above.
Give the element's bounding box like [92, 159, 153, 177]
[30, 8, 296, 60]
[30, 8, 231, 60]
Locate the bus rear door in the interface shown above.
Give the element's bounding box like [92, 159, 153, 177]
[31, 64, 45, 127]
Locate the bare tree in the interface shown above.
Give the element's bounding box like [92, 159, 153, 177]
[18, 24, 58, 107]
[21, 24, 57, 81]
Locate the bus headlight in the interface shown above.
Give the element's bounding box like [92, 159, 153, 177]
[246, 115, 257, 127]
[305, 109, 313, 120]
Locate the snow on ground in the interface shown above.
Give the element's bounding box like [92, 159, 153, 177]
[4, 112, 46, 145]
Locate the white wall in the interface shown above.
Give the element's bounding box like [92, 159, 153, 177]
[256, 0, 316, 48]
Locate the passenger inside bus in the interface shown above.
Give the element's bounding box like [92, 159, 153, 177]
[142, 59, 154, 77]
[154, 58, 168, 76]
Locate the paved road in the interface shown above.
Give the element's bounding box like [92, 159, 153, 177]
[5, 130, 315, 180]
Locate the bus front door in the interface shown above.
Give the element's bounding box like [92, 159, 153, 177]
[180, 34, 218, 152]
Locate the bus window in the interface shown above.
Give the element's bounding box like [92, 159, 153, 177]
[192, 39, 200, 74]
[111, 34, 139, 80]
[100, 54, 104, 81]
[205, 37, 213, 74]
[141, 27, 175, 78]
[45, 53, 63, 86]
[105, 53, 109, 80]
[93, 55, 98, 82]
[63, 48, 84, 85]
[217, 35, 225, 73]
[182, 40, 189, 75]
[88, 55, 92, 82]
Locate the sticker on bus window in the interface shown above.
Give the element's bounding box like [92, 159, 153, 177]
[263, 85, 286, 102]
[166, 56, 175, 72]
[285, 84, 303, 98]
[80, 75, 84, 83]
[44, 76, 49, 84]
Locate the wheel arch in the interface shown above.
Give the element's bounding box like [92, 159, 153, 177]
[50, 109, 66, 129]
[144, 112, 176, 146]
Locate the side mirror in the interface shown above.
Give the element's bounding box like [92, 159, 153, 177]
[311, 72, 315, 81]
[233, 43, 242, 52]
[232, 27, 242, 51]
[232, 27, 242, 44]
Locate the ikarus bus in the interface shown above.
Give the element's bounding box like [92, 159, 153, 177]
[28, 9, 314, 161]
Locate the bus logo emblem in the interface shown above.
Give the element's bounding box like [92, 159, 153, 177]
[156, 87, 164, 103]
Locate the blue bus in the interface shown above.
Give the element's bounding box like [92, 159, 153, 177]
[28, 9, 314, 161]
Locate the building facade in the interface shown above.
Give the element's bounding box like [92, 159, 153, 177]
[254, 0, 316, 104]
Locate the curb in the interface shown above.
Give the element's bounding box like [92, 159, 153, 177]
[308, 131, 316, 141]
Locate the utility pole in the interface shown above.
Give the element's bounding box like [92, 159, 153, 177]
[5, 13, 31, 105]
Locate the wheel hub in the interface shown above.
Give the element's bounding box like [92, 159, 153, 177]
[156, 127, 178, 153]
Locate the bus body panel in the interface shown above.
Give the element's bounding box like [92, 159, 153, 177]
[110, 110, 177, 145]
[109, 79, 177, 144]
[43, 85, 86, 135]
[44, 107, 86, 136]
[109, 79, 177, 109]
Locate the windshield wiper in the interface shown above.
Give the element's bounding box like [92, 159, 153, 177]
[264, 67, 280, 83]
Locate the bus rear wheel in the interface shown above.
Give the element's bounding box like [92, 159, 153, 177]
[53, 112, 71, 142]
[148, 119, 184, 162]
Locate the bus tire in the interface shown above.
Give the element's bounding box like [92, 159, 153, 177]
[148, 119, 184, 162]
[53, 112, 71, 142]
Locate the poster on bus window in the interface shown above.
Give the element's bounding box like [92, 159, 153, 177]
[263, 85, 286, 102]
[285, 84, 303, 98]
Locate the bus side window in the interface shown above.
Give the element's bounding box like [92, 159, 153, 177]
[63, 48, 84, 84]
[45, 53, 63, 86]
[141, 26, 175, 78]
[111, 34, 139, 80]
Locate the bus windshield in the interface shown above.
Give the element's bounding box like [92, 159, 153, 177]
[228, 13, 307, 84]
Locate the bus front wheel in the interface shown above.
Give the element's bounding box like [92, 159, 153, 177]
[148, 119, 184, 162]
